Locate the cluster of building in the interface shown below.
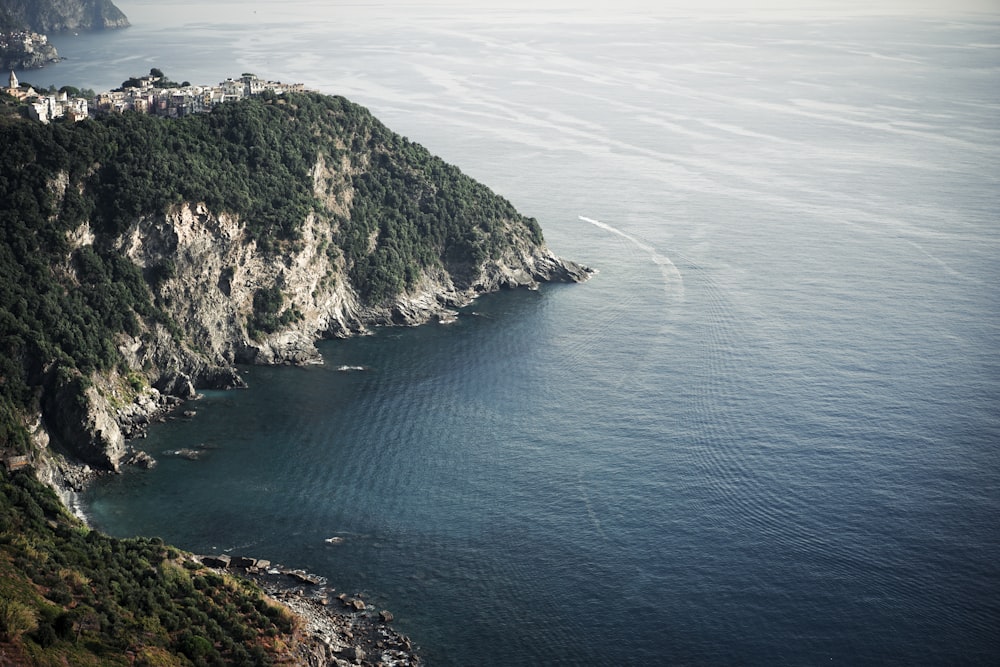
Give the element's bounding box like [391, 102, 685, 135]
[0, 30, 50, 54]
[4, 70, 88, 123]
[3, 71, 308, 124]
[92, 72, 307, 117]
[0, 30, 60, 71]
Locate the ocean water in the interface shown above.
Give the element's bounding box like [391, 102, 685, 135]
[29, 2, 1000, 664]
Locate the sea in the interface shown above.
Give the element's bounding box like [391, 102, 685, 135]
[20, 1, 1000, 664]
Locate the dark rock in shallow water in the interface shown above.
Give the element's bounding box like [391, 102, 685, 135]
[230, 555, 257, 569]
[379, 609, 394, 623]
[155, 372, 196, 399]
[202, 554, 231, 568]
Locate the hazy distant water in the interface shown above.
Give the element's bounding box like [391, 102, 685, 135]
[45, 4, 1000, 664]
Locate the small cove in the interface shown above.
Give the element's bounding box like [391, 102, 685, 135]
[68, 5, 1000, 664]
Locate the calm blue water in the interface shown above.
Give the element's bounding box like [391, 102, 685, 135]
[42, 3, 1000, 664]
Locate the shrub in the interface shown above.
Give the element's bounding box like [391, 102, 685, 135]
[0, 598, 38, 640]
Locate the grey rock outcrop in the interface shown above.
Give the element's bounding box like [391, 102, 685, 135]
[0, 39, 59, 70]
[32, 133, 589, 489]
[0, 0, 130, 33]
[42, 379, 125, 472]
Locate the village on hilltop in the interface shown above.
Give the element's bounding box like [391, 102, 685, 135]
[0, 30, 59, 70]
[3, 70, 308, 124]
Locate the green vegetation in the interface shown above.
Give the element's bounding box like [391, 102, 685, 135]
[0, 89, 545, 450]
[120, 68, 185, 90]
[0, 468, 295, 664]
[248, 286, 302, 341]
[0, 85, 546, 665]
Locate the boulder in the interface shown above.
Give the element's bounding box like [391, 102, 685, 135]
[123, 450, 156, 469]
[154, 372, 196, 399]
[339, 646, 365, 665]
[202, 554, 230, 568]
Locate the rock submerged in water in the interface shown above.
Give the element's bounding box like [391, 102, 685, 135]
[122, 450, 156, 469]
[201, 554, 231, 568]
[170, 448, 201, 460]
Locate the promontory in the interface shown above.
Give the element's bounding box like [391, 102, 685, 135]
[0, 84, 588, 663]
[0, 0, 130, 70]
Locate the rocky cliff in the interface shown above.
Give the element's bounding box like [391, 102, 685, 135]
[0, 35, 59, 70]
[0, 90, 589, 492]
[0, 0, 128, 71]
[0, 0, 129, 33]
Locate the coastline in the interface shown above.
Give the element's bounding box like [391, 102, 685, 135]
[58, 379, 427, 664]
[205, 558, 422, 666]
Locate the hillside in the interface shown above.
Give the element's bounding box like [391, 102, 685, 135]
[0, 469, 298, 665]
[0, 89, 586, 661]
[0, 0, 129, 33]
[0, 89, 587, 481]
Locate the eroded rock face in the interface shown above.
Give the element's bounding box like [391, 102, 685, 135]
[43, 382, 125, 471]
[43, 149, 588, 481]
[120, 169, 589, 373]
[3, 0, 130, 33]
[0, 40, 59, 70]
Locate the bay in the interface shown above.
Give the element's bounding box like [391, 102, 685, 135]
[29, 2, 1000, 664]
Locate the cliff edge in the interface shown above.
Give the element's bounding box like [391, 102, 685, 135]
[0, 0, 129, 70]
[0, 90, 589, 493]
[0, 0, 129, 33]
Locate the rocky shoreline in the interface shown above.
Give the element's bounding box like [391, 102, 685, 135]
[198, 556, 422, 666]
[0, 46, 60, 71]
[37, 389, 425, 665]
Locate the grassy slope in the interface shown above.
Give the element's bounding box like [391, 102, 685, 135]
[0, 467, 301, 665]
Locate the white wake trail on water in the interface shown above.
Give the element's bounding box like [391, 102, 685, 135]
[579, 215, 684, 301]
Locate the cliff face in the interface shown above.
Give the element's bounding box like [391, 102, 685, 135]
[58, 196, 584, 477]
[0, 35, 59, 70]
[0, 91, 589, 485]
[117, 195, 586, 373]
[0, 0, 129, 32]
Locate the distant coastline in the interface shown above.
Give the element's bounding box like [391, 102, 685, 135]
[0, 0, 130, 70]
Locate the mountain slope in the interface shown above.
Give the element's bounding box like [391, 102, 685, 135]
[0, 0, 129, 33]
[0, 90, 588, 486]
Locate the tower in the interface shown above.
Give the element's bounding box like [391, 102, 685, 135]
[8, 70, 18, 90]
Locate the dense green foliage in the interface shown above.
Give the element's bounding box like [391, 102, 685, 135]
[120, 68, 186, 91]
[0, 468, 295, 665]
[0, 90, 545, 448]
[300, 94, 545, 300]
[0, 85, 549, 666]
[248, 286, 302, 341]
[0, 116, 168, 451]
